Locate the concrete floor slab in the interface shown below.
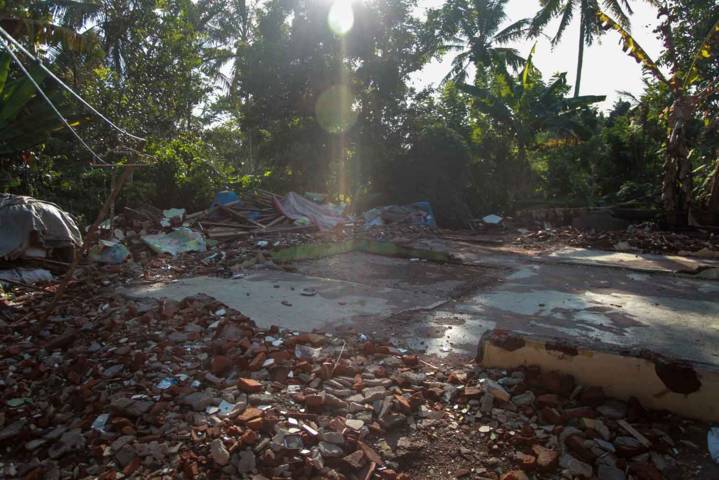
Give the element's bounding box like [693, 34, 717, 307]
[541, 247, 719, 273]
[398, 261, 719, 365]
[123, 270, 446, 331]
[124, 243, 719, 370]
[293, 251, 498, 298]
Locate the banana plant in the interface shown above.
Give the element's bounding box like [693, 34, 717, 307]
[457, 45, 604, 199]
[0, 52, 84, 155]
[457, 45, 605, 163]
[597, 9, 719, 224]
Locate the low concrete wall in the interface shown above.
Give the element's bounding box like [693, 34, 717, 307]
[478, 331, 719, 422]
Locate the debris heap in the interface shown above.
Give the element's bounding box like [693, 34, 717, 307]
[0, 291, 711, 479]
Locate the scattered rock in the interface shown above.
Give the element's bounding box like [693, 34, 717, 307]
[210, 438, 230, 466]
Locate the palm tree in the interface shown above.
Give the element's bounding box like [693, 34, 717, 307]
[530, 0, 634, 97]
[430, 0, 529, 83]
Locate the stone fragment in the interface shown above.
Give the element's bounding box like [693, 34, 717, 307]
[500, 470, 529, 480]
[598, 464, 627, 480]
[343, 450, 365, 469]
[480, 393, 494, 413]
[484, 379, 510, 402]
[629, 462, 663, 480]
[111, 397, 154, 417]
[48, 429, 86, 459]
[514, 451, 536, 471]
[232, 449, 256, 474]
[238, 378, 263, 393]
[319, 441, 345, 458]
[582, 417, 611, 441]
[540, 406, 564, 425]
[210, 439, 230, 466]
[321, 431, 345, 445]
[614, 436, 647, 457]
[598, 400, 627, 419]
[181, 392, 214, 411]
[532, 444, 559, 472]
[512, 391, 535, 407]
[565, 434, 597, 463]
[346, 418, 365, 431]
[559, 453, 593, 478]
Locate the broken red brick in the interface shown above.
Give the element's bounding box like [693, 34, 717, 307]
[248, 352, 267, 370]
[237, 377, 263, 393]
[540, 407, 564, 425]
[210, 355, 232, 376]
[565, 434, 596, 463]
[240, 429, 258, 446]
[514, 451, 537, 471]
[463, 386, 482, 399]
[536, 393, 561, 408]
[402, 355, 418, 366]
[237, 407, 263, 423]
[500, 470, 529, 480]
[532, 444, 559, 472]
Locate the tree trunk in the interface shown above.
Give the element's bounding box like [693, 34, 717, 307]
[662, 96, 693, 226]
[574, 5, 586, 98]
[708, 155, 719, 212]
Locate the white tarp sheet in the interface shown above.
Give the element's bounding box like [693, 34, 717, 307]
[0, 194, 82, 259]
[275, 192, 347, 230]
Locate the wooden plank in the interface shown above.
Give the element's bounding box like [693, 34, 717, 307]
[617, 420, 652, 448]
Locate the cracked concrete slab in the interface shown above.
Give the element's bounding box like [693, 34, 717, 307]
[124, 244, 719, 369]
[539, 246, 719, 273]
[401, 261, 719, 364]
[123, 270, 446, 332]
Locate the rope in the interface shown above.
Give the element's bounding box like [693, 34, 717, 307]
[0, 35, 108, 164]
[0, 25, 145, 142]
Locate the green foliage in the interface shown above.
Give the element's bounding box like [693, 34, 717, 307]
[1, 0, 717, 226]
[124, 134, 234, 212]
[0, 52, 85, 155]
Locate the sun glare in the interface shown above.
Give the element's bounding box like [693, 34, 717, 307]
[328, 0, 354, 36]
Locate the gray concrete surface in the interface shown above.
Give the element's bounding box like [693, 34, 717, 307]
[542, 246, 719, 273]
[123, 269, 447, 332]
[124, 246, 719, 367]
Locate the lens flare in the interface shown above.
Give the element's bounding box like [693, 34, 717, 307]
[328, 0, 354, 36]
[315, 85, 358, 134]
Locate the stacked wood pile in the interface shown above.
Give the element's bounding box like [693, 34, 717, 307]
[185, 189, 316, 241]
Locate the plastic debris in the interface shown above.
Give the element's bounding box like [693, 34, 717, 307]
[482, 214, 503, 224]
[156, 377, 178, 390]
[0, 268, 53, 285]
[91, 413, 110, 432]
[709, 427, 719, 464]
[89, 239, 130, 264]
[294, 344, 322, 360]
[160, 208, 186, 227]
[142, 227, 206, 255]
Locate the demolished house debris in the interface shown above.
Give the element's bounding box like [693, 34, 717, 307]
[0, 193, 82, 260]
[2, 189, 719, 479]
[0, 292, 712, 480]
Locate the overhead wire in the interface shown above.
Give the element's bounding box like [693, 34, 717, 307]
[0, 34, 109, 164]
[0, 25, 145, 142]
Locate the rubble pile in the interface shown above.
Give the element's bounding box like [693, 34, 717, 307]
[513, 224, 719, 256]
[0, 287, 712, 479]
[184, 190, 317, 242]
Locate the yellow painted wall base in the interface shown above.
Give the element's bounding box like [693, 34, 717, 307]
[478, 334, 719, 422]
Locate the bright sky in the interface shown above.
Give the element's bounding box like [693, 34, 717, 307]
[410, 0, 665, 111]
